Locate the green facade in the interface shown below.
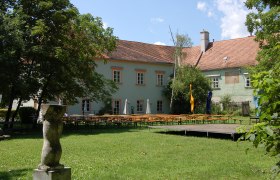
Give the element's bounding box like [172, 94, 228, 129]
[203, 68, 253, 106]
[67, 61, 254, 115]
[67, 60, 174, 115]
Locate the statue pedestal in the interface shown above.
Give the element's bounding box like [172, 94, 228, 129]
[33, 167, 71, 180]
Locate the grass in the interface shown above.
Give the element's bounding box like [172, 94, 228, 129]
[0, 126, 277, 179]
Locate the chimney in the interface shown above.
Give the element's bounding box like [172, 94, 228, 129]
[200, 30, 209, 52]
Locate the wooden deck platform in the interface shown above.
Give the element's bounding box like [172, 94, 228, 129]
[149, 124, 244, 140]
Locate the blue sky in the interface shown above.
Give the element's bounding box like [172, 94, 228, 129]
[70, 0, 251, 46]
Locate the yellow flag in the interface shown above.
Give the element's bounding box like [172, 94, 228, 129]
[190, 84, 194, 113]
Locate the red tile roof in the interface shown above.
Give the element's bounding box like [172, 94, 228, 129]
[108, 40, 175, 64]
[107, 36, 259, 70]
[189, 36, 259, 71]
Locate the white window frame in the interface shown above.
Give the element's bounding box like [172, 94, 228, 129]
[211, 77, 219, 89]
[156, 74, 164, 86]
[112, 100, 121, 115]
[137, 72, 144, 85]
[244, 73, 251, 87]
[207, 74, 220, 89]
[113, 70, 121, 83]
[111, 66, 123, 84]
[82, 99, 90, 112]
[157, 100, 163, 113]
[136, 100, 144, 113]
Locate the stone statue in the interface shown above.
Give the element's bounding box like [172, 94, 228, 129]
[38, 104, 66, 171]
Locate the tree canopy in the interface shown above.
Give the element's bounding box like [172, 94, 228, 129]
[0, 0, 118, 129]
[164, 65, 211, 114]
[245, 0, 280, 176]
[166, 32, 210, 114]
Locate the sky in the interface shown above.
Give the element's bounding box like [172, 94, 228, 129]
[70, 0, 252, 47]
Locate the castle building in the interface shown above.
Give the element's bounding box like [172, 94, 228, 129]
[67, 31, 259, 115]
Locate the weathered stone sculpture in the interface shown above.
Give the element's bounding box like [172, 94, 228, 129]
[33, 104, 71, 180]
[38, 104, 66, 170]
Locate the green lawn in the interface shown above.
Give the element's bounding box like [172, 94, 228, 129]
[0, 127, 277, 179]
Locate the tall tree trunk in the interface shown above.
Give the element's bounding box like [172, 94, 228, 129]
[170, 57, 178, 111]
[4, 85, 15, 130]
[36, 94, 43, 120]
[9, 97, 22, 129]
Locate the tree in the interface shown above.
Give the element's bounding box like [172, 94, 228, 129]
[168, 30, 192, 109]
[164, 65, 211, 114]
[0, 1, 35, 128]
[28, 12, 118, 120]
[0, 0, 118, 129]
[244, 0, 280, 176]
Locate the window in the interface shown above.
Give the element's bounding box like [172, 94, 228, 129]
[157, 100, 163, 113]
[113, 100, 121, 114]
[113, 70, 121, 83]
[82, 99, 90, 113]
[207, 74, 220, 89]
[156, 74, 164, 86]
[211, 77, 219, 89]
[245, 76, 251, 87]
[137, 72, 144, 85]
[136, 100, 144, 112]
[112, 67, 123, 83]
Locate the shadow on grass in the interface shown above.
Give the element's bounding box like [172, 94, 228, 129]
[6, 124, 148, 140]
[156, 130, 243, 141]
[1, 126, 43, 140]
[0, 168, 30, 180]
[3, 123, 244, 141]
[62, 124, 147, 137]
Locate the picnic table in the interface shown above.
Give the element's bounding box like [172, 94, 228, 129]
[207, 114, 231, 122]
[62, 113, 236, 127]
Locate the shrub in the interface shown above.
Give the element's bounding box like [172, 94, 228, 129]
[18, 107, 36, 124]
[220, 94, 232, 111]
[97, 98, 112, 115]
[211, 102, 222, 114]
[194, 103, 206, 114]
[231, 109, 242, 116]
[163, 66, 211, 114]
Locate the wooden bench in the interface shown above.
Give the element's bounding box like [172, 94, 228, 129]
[204, 115, 231, 124]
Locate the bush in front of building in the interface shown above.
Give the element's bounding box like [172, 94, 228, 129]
[211, 103, 222, 115]
[18, 107, 36, 124]
[97, 98, 112, 115]
[163, 66, 211, 114]
[220, 94, 232, 112]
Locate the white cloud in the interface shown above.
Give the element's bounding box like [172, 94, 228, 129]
[207, 10, 214, 17]
[197, 2, 216, 18]
[197, 2, 207, 11]
[150, 17, 164, 23]
[214, 0, 250, 39]
[154, 41, 166, 46]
